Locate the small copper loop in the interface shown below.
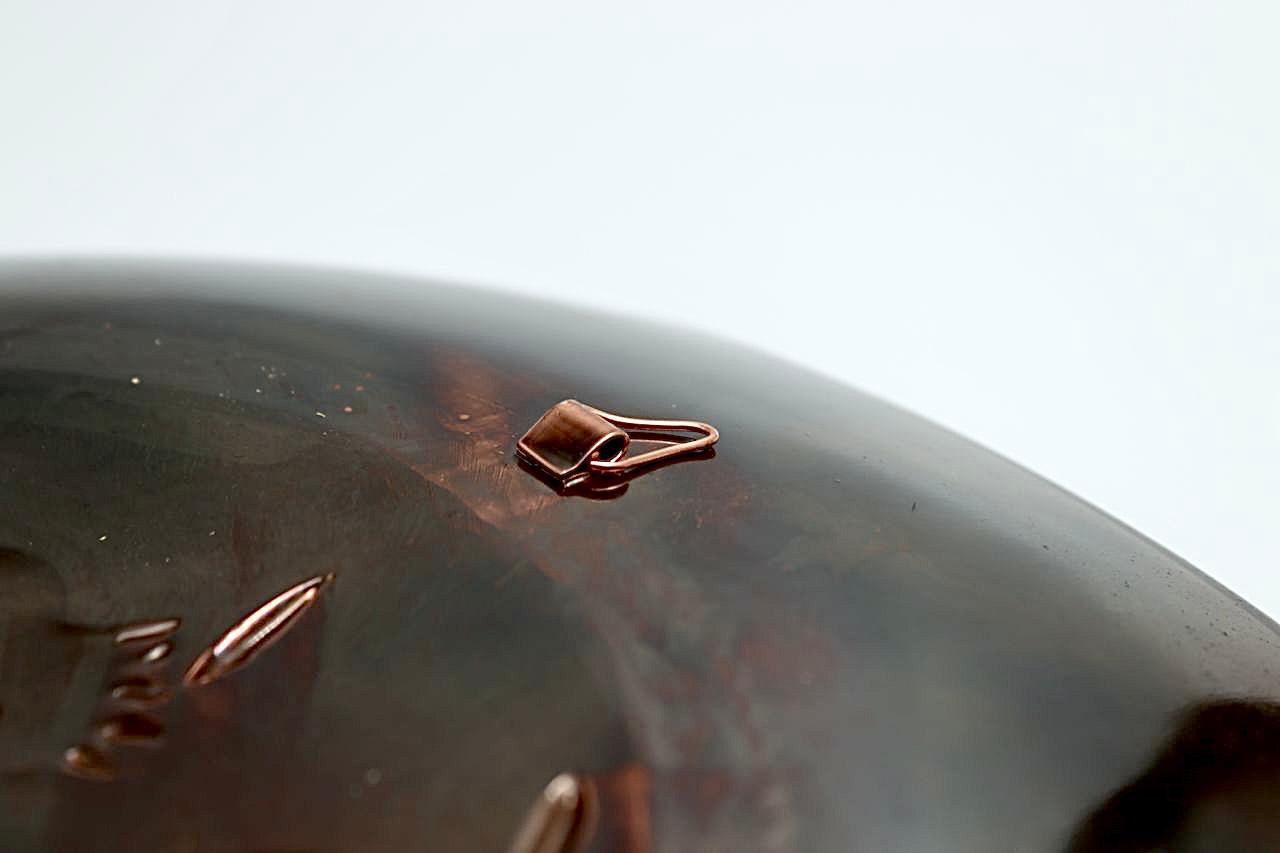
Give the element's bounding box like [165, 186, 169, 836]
[517, 399, 719, 488]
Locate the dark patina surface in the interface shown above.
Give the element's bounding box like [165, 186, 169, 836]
[1, 260, 1278, 851]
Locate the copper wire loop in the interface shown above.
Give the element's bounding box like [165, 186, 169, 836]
[517, 399, 719, 487]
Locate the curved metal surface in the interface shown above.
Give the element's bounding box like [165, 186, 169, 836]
[0, 260, 1278, 851]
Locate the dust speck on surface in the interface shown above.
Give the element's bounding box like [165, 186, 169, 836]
[98, 535, 108, 542]
[458, 413, 471, 421]
[315, 411, 327, 418]
[129, 376, 141, 385]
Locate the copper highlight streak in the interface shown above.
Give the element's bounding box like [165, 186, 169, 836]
[113, 617, 181, 645]
[61, 744, 116, 782]
[508, 773, 597, 853]
[139, 642, 172, 663]
[411, 350, 558, 526]
[184, 573, 334, 687]
[110, 676, 171, 708]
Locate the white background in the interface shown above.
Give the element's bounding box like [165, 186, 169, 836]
[2, 3, 1277, 618]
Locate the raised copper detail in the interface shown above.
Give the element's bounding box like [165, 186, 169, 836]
[517, 399, 718, 488]
[507, 772, 598, 853]
[184, 573, 334, 687]
[113, 618, 181, 646]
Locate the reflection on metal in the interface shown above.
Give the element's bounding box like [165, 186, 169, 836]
[113, 618, 181, 645]
[508, 773, 597, 853]
[138, 642, 172, 663]
[61, 744, 116, 782]
[184, 573, 334, 687]
[517, 399, 718, 488]
[109, 676, 171, 708]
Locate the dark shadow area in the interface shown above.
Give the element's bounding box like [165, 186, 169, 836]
[1068, 699, 1280, 851]
[516, 447, 717, 500]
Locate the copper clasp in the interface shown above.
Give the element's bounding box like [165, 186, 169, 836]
[517, 400, 719, 488]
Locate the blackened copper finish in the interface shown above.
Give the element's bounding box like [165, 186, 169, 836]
[517, 398, 719, 487]
[1, 260, 1278, 851]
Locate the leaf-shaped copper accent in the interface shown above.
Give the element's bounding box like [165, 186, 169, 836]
[138, 642, 172, 663]
[184, 573, 334, 687]
[61, 744, 116, 782]
[109, 675, 171, 708]
[508, 773, 597, 853]
[113, 618, 180, 645]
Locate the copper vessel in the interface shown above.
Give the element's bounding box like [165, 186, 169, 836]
[1, 260, 1277, 851]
